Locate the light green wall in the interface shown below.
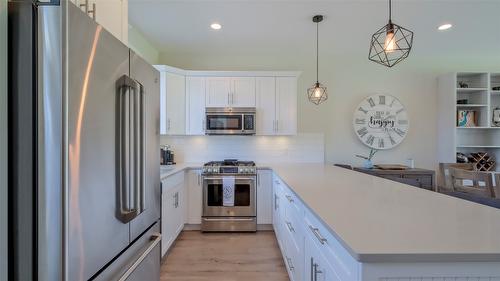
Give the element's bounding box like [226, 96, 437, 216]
[1, 0, 7, 279]
[128, 24, 160, 65]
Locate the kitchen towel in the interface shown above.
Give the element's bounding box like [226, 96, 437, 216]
[222, 176, 235, 207]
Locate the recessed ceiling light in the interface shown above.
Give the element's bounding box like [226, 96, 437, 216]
[210, 23, 222, 30]
[438, 23, 453, 31]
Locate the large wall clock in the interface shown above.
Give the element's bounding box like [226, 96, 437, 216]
[353, 94, 409, 150]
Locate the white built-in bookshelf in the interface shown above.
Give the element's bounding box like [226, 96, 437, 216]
[438, 72, 500, 171]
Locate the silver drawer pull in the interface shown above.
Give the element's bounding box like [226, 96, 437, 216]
[118, 233, 161, 281]
[285, 221, 295, 233]
[274, 180, 280, 185]
[286, 257, 294, 271]
[309, 225, 327, 244]
[285, 195, 294, 203]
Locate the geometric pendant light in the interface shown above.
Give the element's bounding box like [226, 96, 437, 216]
[369, 0, 414, 68]
[307, 15, 328, 105]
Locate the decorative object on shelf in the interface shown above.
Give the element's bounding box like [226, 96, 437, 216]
[353, 94, 409, 150]
[457, 110, 477, 127]
[492, 107, 500, 127]
[307, 15, 328, 105]
[492, 86, 500, 91]
[356, 149, 378, 169]
[368, 0, 414, 68]
[456, 152, 469, 163]
[458, 81, 469, 88]
[469, 152, 495, 171]
[457, 99, 468, 105]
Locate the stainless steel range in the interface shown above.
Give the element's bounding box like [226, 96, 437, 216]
[202, 159, 257, 232]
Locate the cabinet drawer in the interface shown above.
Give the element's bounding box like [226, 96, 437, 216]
[304, 211, 359, 281]
[403, 174, 433, 188]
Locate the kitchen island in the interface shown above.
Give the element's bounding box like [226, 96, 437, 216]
[160, 163, 500, 279]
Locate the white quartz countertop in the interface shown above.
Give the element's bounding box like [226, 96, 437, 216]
[271, 164, 500, 262]
[160, 163, 203, 179]
[160, 162, 500, 262]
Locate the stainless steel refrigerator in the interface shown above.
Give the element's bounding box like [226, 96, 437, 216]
[9, 1, 161, 280]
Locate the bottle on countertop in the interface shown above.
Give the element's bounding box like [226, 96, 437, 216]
[160, 145, 175, 165]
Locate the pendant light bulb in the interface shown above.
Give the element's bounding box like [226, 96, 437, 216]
[307, 15, 328, 105]
[314, 86, 322, 98]
[384, 28, 396, 53]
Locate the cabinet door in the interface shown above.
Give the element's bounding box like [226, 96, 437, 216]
[186, 77, 206, 135]
[232, 77, 256, 107]
[206, 77, 231, 107]
[161, 181, 175, 256]
[276, 77, 297, 135]
[187, 169, 203, 224]
[74, 0, 128, 43]
[173, 185, 184, 236]
[256, 77, 276, 135]
[257, 170, 273, 224]
[304, 234, 340, 281]
[165, 72, 186, 135]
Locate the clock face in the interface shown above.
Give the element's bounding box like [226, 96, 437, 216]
[353, 94, 409, 150]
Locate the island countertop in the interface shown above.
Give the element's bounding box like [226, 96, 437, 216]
[270, 163, 500, 262]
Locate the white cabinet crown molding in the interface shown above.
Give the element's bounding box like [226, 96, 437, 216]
[153, 65, 301, 78]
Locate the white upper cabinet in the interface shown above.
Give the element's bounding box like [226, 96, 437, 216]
[73, 0, 128, 43]
[256, 77, 297, 135]
[256, 77, 277, 135]
[276, 77, 298, 135]
[206, 77, 256, 107]
[186, 77, 206, 135]
[159, 71, 186, 135]
[206, 77, 232, 107]
[232, 77, 256, 107]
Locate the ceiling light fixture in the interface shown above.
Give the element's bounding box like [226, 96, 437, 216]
[369, 0, 414, 68]
[210, 23, 222, 30]
[438, 23, 452, 31]
[307, 15, 328, 105]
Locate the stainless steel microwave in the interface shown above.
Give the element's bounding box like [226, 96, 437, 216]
[205, 107, 256, 135]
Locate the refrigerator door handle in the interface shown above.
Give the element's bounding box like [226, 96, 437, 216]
[117, 233, 162, 281]
[117, 75, 140, 223]
[137, 81, 146, 213]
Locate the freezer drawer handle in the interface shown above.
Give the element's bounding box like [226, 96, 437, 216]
[117, 233, 162, 281]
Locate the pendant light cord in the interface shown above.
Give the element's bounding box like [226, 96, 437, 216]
[316, 20, 319, 83]
[389, 0, 392, 22]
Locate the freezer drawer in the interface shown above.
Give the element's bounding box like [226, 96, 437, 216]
[94, 222, 161, 281]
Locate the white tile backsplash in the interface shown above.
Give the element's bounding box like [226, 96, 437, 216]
[161, 133, 325, 163]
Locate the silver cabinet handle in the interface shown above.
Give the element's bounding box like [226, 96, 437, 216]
[309, 225, 327, 244]
[273, 120, 275, 132]
[257, 173, 260, 186]
[167, 118, 171, 131]
[274, 194, 278, 210]
[286, 257, 294, 271]
[310, 258, 314, 281]
[276, 120, 279, 132]
[313, 262, 322, 281]
[285, 195, 294, 203]
[198, 173, 201, 186]
[227, 92, 230, 105]
[79, 0, 96, 20]
[118, 233, 161, 281]
[274, 180, 280, 185]
[231, 93, 235, 105]
[285, 221, 295, 233]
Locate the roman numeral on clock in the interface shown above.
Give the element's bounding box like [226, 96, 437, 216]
[357, 127, 368, 138]
[355, 118, 366, 125]
[394, 128, 405, 137]
[396, 108, 404, 115]
[368, 98, 375, 107]
[358, 107, 368, 114]
[398, 119, 408, 125]
[366, 135, 375, 145]
[389, 134, 396, 145]
[378, 138, 385, 148]
[389, 98, 396, 108]
[379, 95, 386, 105]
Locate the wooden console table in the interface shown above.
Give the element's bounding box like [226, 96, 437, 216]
[353, 167, 436, 191]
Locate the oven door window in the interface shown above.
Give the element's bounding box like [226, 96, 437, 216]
[207, 183, 251, 206]
[206, 115, 242, 131]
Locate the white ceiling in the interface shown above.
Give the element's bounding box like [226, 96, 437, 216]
[129, 0, 500, 59]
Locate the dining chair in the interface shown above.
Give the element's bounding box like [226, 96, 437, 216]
[438, 163, 474, 192]
[449, 168, 495, 198]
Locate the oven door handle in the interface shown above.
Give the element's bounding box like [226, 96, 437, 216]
[202, 177, 256, 181]
[203, 218, 255, 222]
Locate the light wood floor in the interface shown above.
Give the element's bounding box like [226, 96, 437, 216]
[160, 231, 290, 281]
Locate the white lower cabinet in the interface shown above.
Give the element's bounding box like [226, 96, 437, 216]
[273, 172, 359, 281]
[161, 173, 185, 257]
[257, 169, 273, 224]
[186, 169, 203, 224]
